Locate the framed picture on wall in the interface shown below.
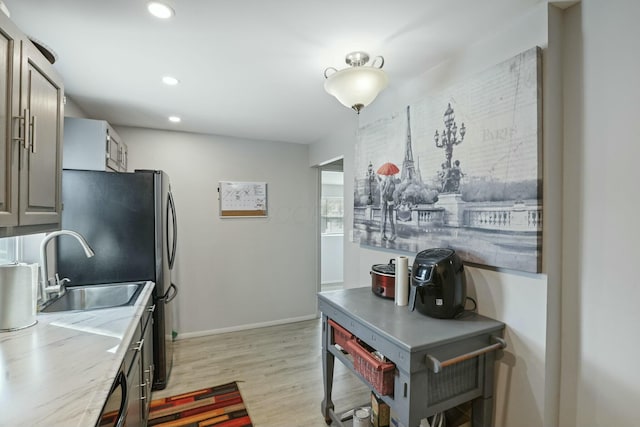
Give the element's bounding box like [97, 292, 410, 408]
[353, 47, 543, 273]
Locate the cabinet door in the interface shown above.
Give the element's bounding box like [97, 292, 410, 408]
[126, 351, 143, 427]
[18, 40, 63, 226]
[142, 316, 154, 423]
[0, 15, 21, 227]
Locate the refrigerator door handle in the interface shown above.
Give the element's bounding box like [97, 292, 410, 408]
[161, 282, 178, 303]
[167, 190, 178, 270]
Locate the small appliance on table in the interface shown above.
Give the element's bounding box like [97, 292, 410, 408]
[409, 248, 467, 319]
[370, 258, 410, 299]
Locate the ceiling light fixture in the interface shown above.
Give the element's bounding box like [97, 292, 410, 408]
[147, 1, 174, 19]
[323, 51, 388, 114]
[168, 116, 181, 123]
[162, 76, 179, 85]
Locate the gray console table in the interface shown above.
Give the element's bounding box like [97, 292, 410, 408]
[318, 287, 506, 427]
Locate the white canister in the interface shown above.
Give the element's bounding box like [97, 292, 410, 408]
[353, 407, 372, 427]
[0, 263, 39, 332]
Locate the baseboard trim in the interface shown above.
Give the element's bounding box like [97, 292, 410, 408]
[175, 313, 319, 340]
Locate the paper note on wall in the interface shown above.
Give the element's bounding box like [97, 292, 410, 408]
[219, 181, 268, 217]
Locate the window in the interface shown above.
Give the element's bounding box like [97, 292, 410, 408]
[321, 170, 344, 235]
[0, 236, 18, 264]
[321, 197, 344, 234]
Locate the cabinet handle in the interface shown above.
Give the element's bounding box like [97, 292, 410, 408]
[140, 381, 147, 402]
[132, 339, 144, 352]
[29, 115, 36, 153]
[12, 109, 28, 148]
[426, 335, 506, 373]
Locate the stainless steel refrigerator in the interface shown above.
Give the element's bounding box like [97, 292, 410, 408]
[57, 169, 178, 390]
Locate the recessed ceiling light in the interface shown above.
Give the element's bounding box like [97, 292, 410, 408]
[162, 76, 179, 86]
[147, 2, 174, 19]
[168, 116, 181, 123]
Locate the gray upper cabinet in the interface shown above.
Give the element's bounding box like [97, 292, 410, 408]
[0, 12, 64, 236]
[64, 117, 128, 172]
[18, 40, 64, 227]
[0, 14, 21, 228]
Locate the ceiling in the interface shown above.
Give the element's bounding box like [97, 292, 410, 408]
[3, 0, 543, 145]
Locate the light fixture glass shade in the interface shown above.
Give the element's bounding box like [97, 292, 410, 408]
[324, 66, 388, 113]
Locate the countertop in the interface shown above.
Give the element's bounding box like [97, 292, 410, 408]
[318, 287, 505, 352]
[0, 281, 155, 427]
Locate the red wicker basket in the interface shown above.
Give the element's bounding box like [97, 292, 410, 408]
[328, 319, 354, 350]
[347, 339, 395, 396]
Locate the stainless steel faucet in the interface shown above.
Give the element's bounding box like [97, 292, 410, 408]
[39, 230, 95, 304]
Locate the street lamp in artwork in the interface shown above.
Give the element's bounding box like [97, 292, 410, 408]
[367, 162, 374, 205]
[434, 103, 466, 169]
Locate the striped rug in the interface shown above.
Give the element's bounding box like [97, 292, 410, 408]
[149, 381, 253, 426]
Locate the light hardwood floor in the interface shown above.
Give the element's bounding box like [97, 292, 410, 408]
[151, 318, 370, 427]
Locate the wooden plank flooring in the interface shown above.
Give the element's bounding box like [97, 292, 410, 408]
[152, 318, 370, 427]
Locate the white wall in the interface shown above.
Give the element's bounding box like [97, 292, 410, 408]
[560, 1, 640, 425]
[116, 127, 318, 336]
[63, 96, 88, 118]
[311, 3, 559, 426]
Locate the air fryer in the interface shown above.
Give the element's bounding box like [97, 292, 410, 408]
[409, 248, 466, 319]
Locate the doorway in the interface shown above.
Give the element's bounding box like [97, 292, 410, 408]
[320, 159, 344, 292]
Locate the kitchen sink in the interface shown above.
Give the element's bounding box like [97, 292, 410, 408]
[41, 282, 146, 312]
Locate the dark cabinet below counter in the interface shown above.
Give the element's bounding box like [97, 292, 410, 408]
[98, 290, 155, 426]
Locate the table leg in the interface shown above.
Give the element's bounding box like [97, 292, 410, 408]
[472, 351, 497, 427]
[321, 314, 335, 424]
[472, 397, 493, 427]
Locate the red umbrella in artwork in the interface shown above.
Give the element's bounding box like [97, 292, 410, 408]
[377, 162, 400, 176]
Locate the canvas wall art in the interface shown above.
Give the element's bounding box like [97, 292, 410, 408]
[353, 47, 542, 273]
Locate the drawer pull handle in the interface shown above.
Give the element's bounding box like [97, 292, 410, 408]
[426, 335, 506, 373]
